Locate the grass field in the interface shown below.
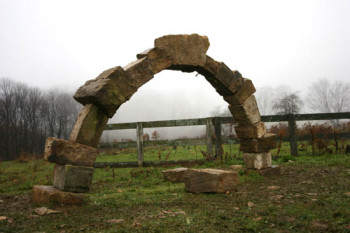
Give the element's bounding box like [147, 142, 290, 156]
[1, 142, 350, 232]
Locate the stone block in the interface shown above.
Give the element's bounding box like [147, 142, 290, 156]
[234, 122, 266, 139]
[124, 57, 154, 90]
[162, 167, 188, 183]
[258, 165, 281, 177]
[31, 185, 84, 205]
[154, 34, 209, 66]
[136, 47, 172, 74]
[240, 133, 277, 153]
[74, 66, 134, 118]
[224, 78, 256, 105]
[183, 168, 239, 193]
[70, 104, 109, 148]
[44, 137, 98, 167]
[229, 95, 261, 125]
[243, 152, 272, 169]
[53, 164, 94, 193]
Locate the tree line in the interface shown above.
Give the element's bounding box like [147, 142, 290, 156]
[0, 78, 80, 161]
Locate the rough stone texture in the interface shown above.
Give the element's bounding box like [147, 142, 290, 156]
[224, 78, 256, 105]
[31, 185, 84, 205]
[258, 165, 281, 177]
[162, 167, 188, 183]
[53, 165, 94, 193]
[243, 152, 272, 169]
[136, 47, 173, 74]
[229, 95, 261, 125]
[155, 34, 209, 66]
[240, 133, 277, 153]
[234, 122, 266, 139]
[124, 57, 155, 90]
[70, 104, 109, 148]
[44, 137, 98, 167]
[74, 66, 133, 118]
[183, 168, 239, 193]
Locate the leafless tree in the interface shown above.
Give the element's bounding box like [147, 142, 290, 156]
[273, 92, 303, 115]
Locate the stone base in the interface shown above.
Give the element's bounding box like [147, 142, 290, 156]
[162, 167, 188, 183]
[31, 185, 84, 205]
[258, 165, 281, 177]
[243, 152, 272, 169]
[183, 168, 239, 193]
[53, 164, 94, 193]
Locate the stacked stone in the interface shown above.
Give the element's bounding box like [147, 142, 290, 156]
[33, 34, 277, 204]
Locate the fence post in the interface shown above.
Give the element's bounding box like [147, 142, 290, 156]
[136, 122, 144, 166]
[206, 118, 213, 157]
[214, 118, 223, 158]
[288, 114, 298, 156]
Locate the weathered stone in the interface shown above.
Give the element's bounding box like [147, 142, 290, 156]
[216, 65, 243, 92]
[155, 34, 209, 66]
[31, 185, 84, 205]
[74, 66, 133, 118]
[258, 165, 281, 177]
[162, 167, 188, 183]
[183, 168, 239, 193]
[234, 122, 266, 139]
[243, 152, 272, 169]
[224, 78, 256, 105]
[70, 104, 108, 148]
[44, 137, 98, 167]
[240, 133, 277, 153]
[124, 57, 154, 90]
[136, 47, 172, 74]
[53, 164, 94, 193]
[229, 95, 261, 125]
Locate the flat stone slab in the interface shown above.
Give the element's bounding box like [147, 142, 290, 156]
[162, 167, 188, 183]
[31, 185, 84, 205]
[183, 168, 239, 193]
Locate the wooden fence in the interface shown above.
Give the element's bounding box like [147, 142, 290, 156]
[95, 112, 350, 168]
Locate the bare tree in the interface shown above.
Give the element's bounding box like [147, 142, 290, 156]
[307, 78, 350, 113]
[273, 92, 303, 115]
[255, 86, 276, 115]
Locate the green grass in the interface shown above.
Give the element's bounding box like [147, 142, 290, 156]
[1, 142, 350, 232]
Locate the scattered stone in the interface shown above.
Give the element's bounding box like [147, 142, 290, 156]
[306, 193, 317, 196]
[300, 180, 313, 185]
[162, 167, 189, 183]
[34, 207, 61, 216]
[74, 66, 133, 118]
[240, 133, 277, 153]
[107, 219, 125, 224]
[243, 152, 272, 169]
[234, 122, 266, 139]
[258, 165, 281, 177]
[247, 202, 255, 207]
[70, 104, 109, 148]
[0, 216, 7, 221]
[270, 195, 284, 200]
[224, 78, 256, 105]
[344, 192, 350, 197]
[267, 185, 281, 190]
[229, 165, 243, 171]
[53, 165, 94, 193]
[183, 168, 239, 193]
[44, 137, 98, 167]
[229, 95, 261, 125]
[31, 185, 84, 205]
[154, 34, 209, 66]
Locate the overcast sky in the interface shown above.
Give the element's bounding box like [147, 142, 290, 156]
[1, 0, 350, 123]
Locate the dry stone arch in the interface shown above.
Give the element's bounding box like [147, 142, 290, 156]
[42, 34, 276, 195]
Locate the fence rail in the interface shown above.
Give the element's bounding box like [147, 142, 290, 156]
[96, 112, 350, 167]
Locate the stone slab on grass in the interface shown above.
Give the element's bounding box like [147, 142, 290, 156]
[31, 185, 84, 205]
[184, 168, 239, 193]
[162, 167, 188, 183]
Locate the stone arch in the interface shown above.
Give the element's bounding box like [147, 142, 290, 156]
[44, 34, 276, 193]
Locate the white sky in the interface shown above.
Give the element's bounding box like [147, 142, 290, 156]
[1, 0, 350, 122]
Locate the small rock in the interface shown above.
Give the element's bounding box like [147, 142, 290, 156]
[267, 185, 280, 190]
[344, 192, 350, 197]
[107, 219, 125, 224]
[300, 180, 313, 184]
[270, 195, 284, 200]
[306, 193, 317, 196]
[0, 216, 7, 221]
[34, 207, 61, 216]
[247, 202, 255, 207]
